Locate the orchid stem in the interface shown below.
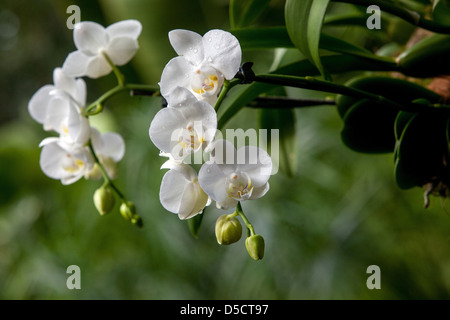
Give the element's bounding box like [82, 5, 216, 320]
[102, 51, 125, 87]
[88, 140, 126, 202]
[248, 96, 336, 108]
[214, 79, 240, 112]
[236, 202, 255, 237]
[253, 74, 450, 113]
[84, 83, 159, 116]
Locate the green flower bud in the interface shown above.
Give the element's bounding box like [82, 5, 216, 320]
[215, 214, 242, 245]
[120, 201, 143, 228]
[93, 186, 115, 216]
[120, 201, 136, 221]
[245, 235, 265, 260]
[131, 215, 144, 228]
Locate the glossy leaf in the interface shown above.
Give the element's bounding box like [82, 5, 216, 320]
[433, 0, 450, 27]
[232, 27, 396, 66]
[230, 0, 271, 29]
[398, 33, 450, 77]
[285, 0, 331, 79]
[219, 55, 400, 130]
[394, 113, 450, 189]
[337, 76, 441, 119]
[188, 212, 204, 239]
[341, 99, 399, 153]
[337, 76, 441, 154]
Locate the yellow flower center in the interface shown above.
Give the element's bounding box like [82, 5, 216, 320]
[191, 67, 223, 97]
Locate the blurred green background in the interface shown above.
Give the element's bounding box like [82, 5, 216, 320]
[1, 0, 450, 300]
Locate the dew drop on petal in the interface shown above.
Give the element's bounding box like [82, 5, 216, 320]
[193, 48, 198, 54]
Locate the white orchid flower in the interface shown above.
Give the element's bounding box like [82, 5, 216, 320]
[160, 163, 210, 220]
[85, 127, 126, 180]
[160, 29, 241, 106]
[62, 20, 142, 79]
[28, 68, 90, 146]
[198, 140, 272, 210]
[149, 87, 217, 160]
[39, 138, 94, 185]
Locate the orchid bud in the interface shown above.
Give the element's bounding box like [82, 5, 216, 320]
[93, 186, 115, 215]
[120, 201, 136, 221]
[245, 235, 265, 260]
[120, 201, 143, 228]
[215, 214, 242, 245]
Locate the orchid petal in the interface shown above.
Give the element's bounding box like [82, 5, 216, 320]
[74, 21, 108, 54]
[249, 182, 270, 200]
[236, 146, 272, 187]
[149, 107, 187, 155]
[202, 29, 241, 79]
[67, 104, 90, 145]
[84, 54, 112, 78]
[159, 167, 192, 214]
[169, 29, 204, 65]
[98, 132, 125, 162]
[165, 86, 198, 108]
[216, 197, 238, 210]
[40, 141, 66, 180]
[28, 85, 53, 124]
[178, 182, 208, 219]
[106, 19, 142, 40]
[198, 162, 228, 203]
[62, 50, 93, 78]
[105, 36, 139, 66]
[159, 56, 194, 99]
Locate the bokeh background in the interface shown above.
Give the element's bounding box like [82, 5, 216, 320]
[1, 0, 450, 299]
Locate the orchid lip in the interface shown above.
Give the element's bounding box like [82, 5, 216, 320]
[226, 172, 254, 201]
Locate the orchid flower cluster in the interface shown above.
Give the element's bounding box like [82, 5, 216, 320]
[28, 20, 144, 226]
[149, 29, 272, 260]
[28, 21, 274, 260]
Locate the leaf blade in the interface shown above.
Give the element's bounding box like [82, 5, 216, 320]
[285, 0, 331, 79]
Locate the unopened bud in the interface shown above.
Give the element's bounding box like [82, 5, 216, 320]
[245, 235, 265, 260]
[120, 201, 136, 221]
[93, 186, 115, 215]
[131, 215, 144, 228]
[120, 201, 143, 228]
[215, 214, 242, 245]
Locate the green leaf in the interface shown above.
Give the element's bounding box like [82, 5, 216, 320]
[259, 107, 297, 177]
[336, 76, 442, 154]
[393, 111, 417, 164]
[320, 34, 395, 65]
[285, 0, 331, 80]
[188, 213, 204, 239]
[231, 27, 294, 50]
[218, 54, 400, 130]
[394, 113, 449, 189]
[229, 0, 240, 29]
[230, 0, 271, 29]
[398, 34, 450, 77]
[341, 99, 399, 153]
[336, 75, 441, 120]
[394, 111, 417, 141]
[231, 27, 396, 66]
[433, 0, 450, 27]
